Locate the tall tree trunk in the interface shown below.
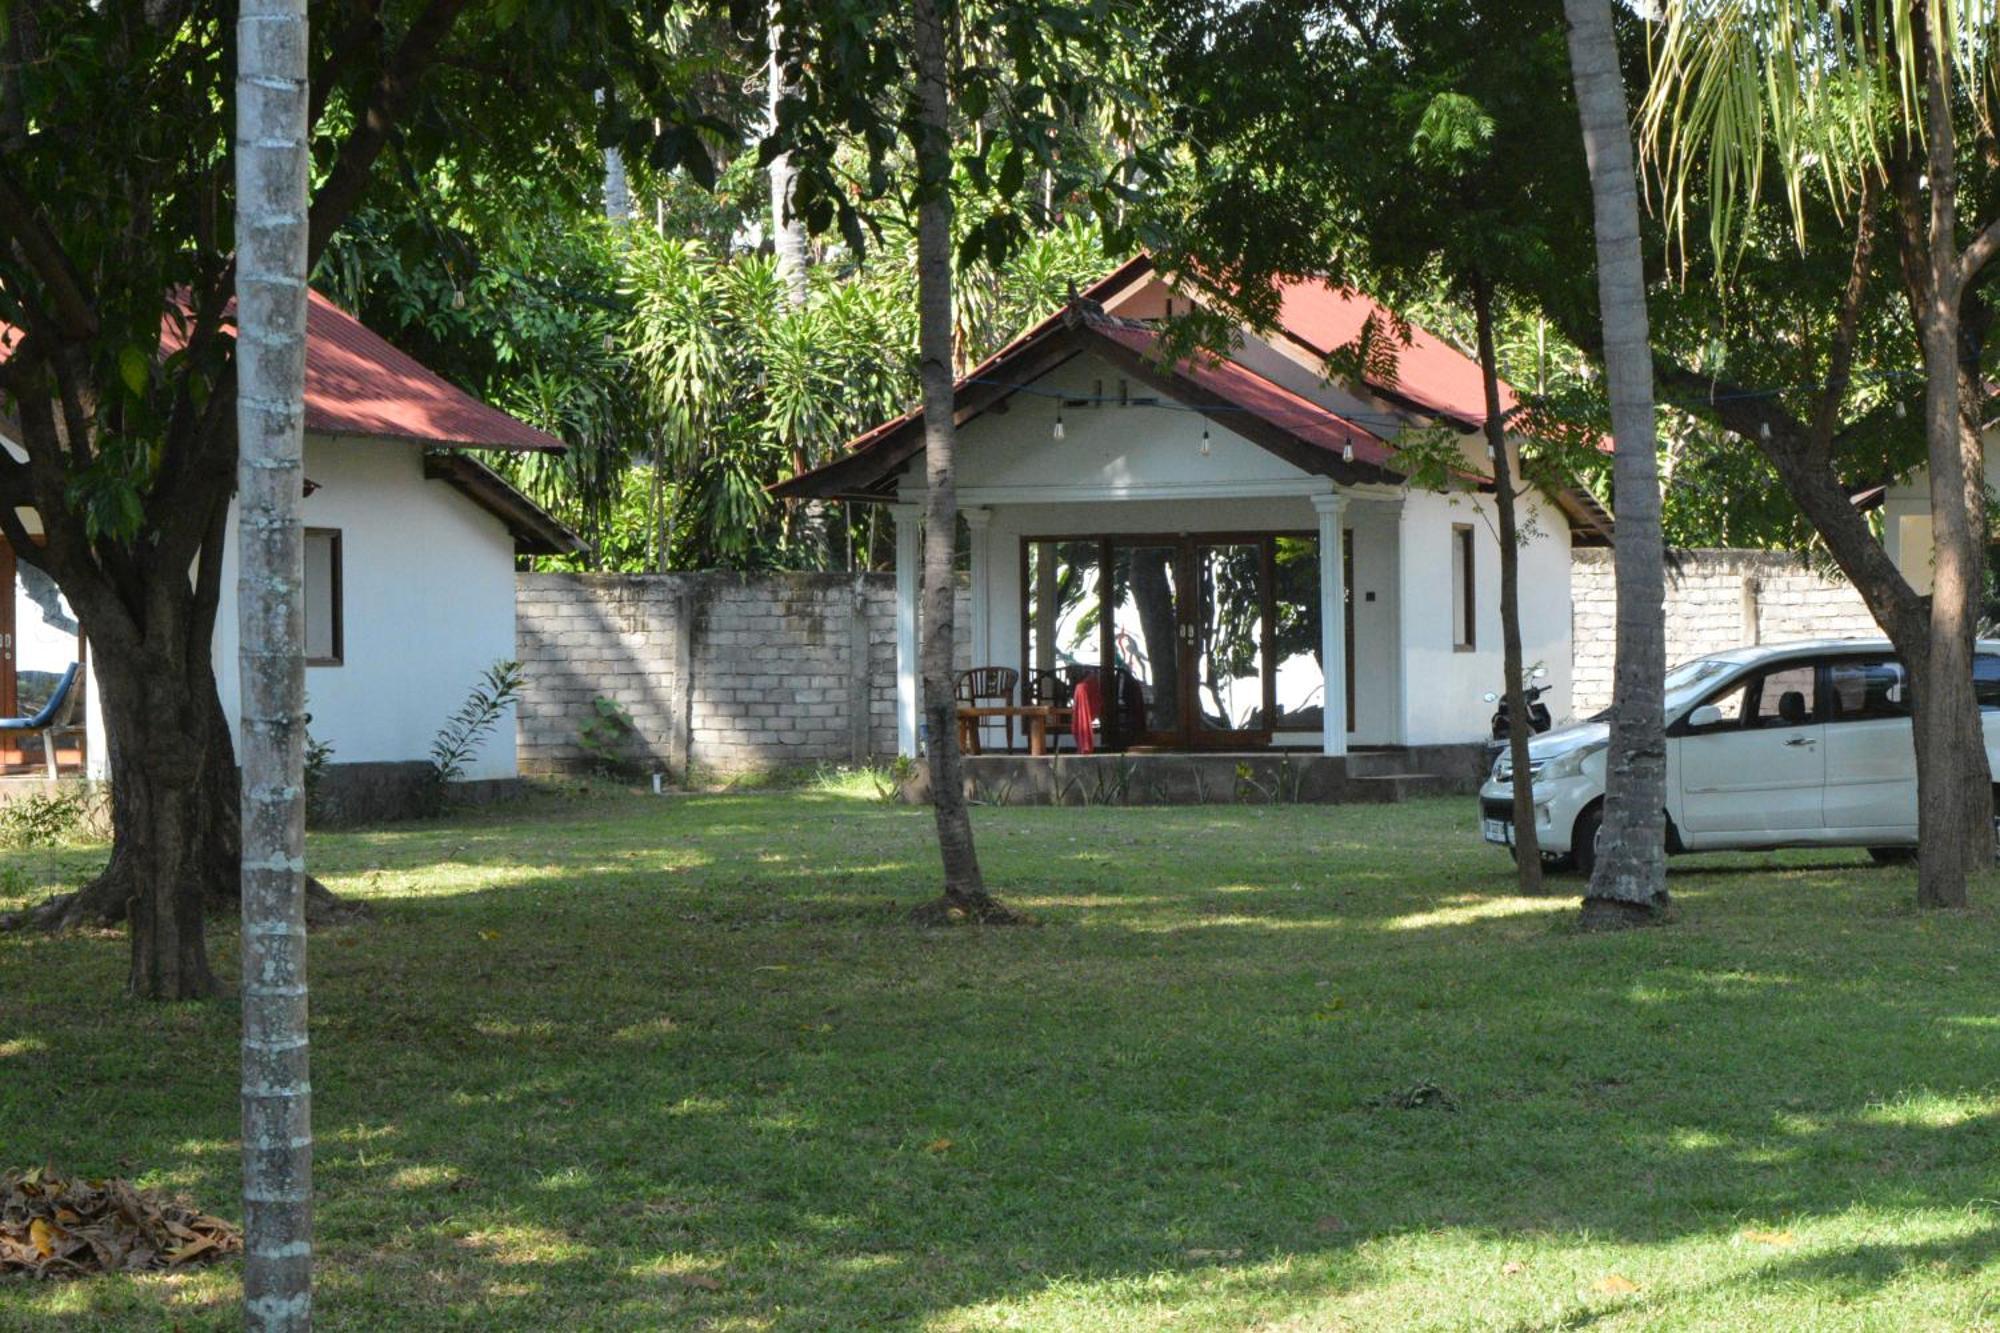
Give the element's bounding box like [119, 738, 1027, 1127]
[1905, 27, 1992, 909]
[910, 0, 1012, 923]
[767, 3, 810, 308]
[236, 0, 314, 1324]
[1472, 277, 1544, 894]
[1561, 0, 1668, 926]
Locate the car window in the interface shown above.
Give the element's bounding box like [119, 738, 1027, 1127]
[1748, 664, 1817, 729]
[1978, 654, 2000, 711]
[1827, 657, 1911, 723]
[1688, 678, 1751, 732]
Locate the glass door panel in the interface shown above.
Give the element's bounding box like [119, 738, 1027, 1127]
[0, 541, 14, 769]
[1024, 538, 1103, 689]
[1107, 542, 1184, 744]
[7, 552, 82, 773]
[1194, 542, 1267, 739]
[1270, 536, 1324, 732]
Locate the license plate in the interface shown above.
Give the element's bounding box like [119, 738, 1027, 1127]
[1482, 818, 1512, 846]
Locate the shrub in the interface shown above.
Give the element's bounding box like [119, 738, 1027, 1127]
[577, 696, 639, 774]
[425, 661, 526, 809]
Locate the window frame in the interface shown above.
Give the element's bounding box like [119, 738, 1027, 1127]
[304, 526, 344, 668]
[1822, 654, 1913, 726]
[1450, 524, 1476, 652]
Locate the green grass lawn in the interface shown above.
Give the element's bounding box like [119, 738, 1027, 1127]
[4, 789, 2000, 1330]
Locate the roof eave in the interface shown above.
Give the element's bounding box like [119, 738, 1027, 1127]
[422, 450, 589, 557]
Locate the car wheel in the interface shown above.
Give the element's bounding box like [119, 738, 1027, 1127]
[1572, 804, 1603, 881]
[1867, 846, 1918, 867]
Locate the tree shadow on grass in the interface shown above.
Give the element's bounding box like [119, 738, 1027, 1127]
[5, 795, 1999, 1329]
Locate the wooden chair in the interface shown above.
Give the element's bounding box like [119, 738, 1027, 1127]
[956, 666, 1020, 752]
[1025, 670, 1074, 751]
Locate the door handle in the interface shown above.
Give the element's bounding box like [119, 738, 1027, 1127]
[1785, 735, 1816, 747]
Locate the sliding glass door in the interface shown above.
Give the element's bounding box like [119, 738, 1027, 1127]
[1024, 532, 1346, 750]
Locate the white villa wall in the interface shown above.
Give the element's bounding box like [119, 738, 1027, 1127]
[81, 435, 522, 782]
[915, 353, 1575, 751]
[1879, 424, 2000, 592]
[1394, 488, 1572, 746]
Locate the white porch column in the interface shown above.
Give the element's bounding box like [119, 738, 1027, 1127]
[1314, 492, 1349, 756]
[963, 506, 994, 752]
[964, 507, 992, 667]
[892, 504, 921, 757]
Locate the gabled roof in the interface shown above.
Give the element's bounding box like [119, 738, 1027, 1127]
[773, 254, 1613, 544]
[299, 291, 563, 453]
[771, 302, 1404, 504]
[1272, 282, 1515, 428]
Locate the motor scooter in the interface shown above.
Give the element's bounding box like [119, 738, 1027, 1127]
[1482, 665, 1552, 766]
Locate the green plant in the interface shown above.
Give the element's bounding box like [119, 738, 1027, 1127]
[576, 696, 639, 774]
[0, 785, 97, 850]
[303, 710, 334, 826]
[430, 661, 527, 794]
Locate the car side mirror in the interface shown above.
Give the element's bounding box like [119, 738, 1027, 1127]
[1482, 691, 1498, 703]
[1686, 704, 1723, 730]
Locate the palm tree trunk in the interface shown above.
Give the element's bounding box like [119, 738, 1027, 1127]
[1471, 277, 1544, 894]
[1561, 0, 1668, 926]
[910, 0, 1014, 923]
[767, 3, 810, 308]
[235, 0, 314, 1324]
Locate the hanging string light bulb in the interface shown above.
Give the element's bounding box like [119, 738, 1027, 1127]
[1200, 421, 1212, 456]
[1052, 405, 1065, 441]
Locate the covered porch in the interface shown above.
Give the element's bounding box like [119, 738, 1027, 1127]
[891, 487, 1393, 758]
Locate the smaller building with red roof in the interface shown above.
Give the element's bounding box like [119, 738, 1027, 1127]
[2, 291, 583, 804]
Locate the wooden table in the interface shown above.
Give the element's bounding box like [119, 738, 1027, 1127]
[956, 705, 1075, 756]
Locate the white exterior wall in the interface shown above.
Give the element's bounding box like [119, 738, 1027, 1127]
[83, 435, 522, 781]
[1394, 488, 1572, 745]
[1879, 423, 2000, 593]
[911, 353, 1575, 751]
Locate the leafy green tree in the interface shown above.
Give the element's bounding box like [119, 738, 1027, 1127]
[0, 1, 735, 996]
[1145, 0, 1617, 894]
[1642, 0, 2000, 908]
[759, 0, 1148, 918]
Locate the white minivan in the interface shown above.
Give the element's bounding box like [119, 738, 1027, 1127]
[1478, 639, 2000, 875]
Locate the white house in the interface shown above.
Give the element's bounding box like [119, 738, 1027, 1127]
[775, 256, 1611, 764]
[1875, 443, 2000, 601]
[2, 291, 582, 800]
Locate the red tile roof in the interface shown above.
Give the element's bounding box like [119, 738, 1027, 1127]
[1271, 280, 1515, 426]
[300, 290, 562, 452]
[1090, 321, 1396, 469]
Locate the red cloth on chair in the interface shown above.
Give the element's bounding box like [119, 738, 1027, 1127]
[1070, 673, 1100, 755]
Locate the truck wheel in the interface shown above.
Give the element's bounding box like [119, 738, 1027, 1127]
[1572, 804, 1603, 881]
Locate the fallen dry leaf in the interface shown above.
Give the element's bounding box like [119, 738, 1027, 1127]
[1, 1166, 240, 1281]
[1502, 1260, 1525, 1277]
[1185, 1248, 1245, 1261]
[924, 1138, 954, 1154]
[1739, 1229, 1798, 1247]
[678, 1273, 723, 1291]
[1594, 1273, 1640, 1295]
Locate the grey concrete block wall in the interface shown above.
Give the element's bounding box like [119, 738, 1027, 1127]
[1570, 548, 1877, 718]
[517, 571, 968, 778]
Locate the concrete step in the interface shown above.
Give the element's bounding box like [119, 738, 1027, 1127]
[1347, 772, 1453, 803]
[1344, 749, 1431, 779]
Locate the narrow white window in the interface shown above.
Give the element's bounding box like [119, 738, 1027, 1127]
[1451, 524, 1475, 651]
[304, 528, 343, 666]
